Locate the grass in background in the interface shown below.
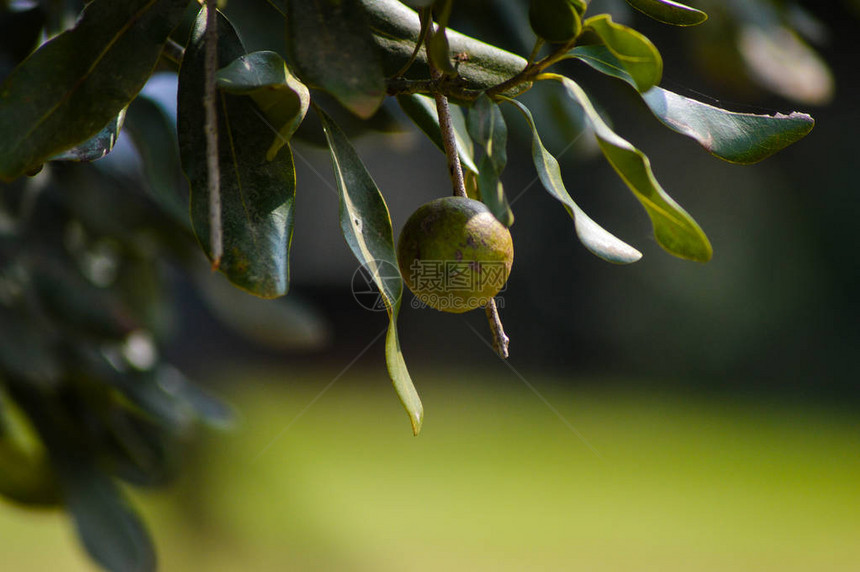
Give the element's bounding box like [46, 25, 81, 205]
[2, 367, 858, 571]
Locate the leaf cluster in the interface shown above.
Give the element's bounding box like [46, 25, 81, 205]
[0, 0, 821, 569]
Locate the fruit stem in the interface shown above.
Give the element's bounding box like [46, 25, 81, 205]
[485, 300, 510, 359]
[427, 23, 467, 199]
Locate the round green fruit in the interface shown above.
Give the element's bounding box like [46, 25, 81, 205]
[397, 197, 513, 314]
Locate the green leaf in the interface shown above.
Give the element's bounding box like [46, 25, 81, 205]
[467, 94, 514, 227]
[548, 74, 712, 261]
[624, 0, 708, 26]
[583, 13, 662, 92]
[285, 0, 385, 119]
[503, 96, 642, 264]
[428, 27, 457, 76]
[0, 394, 60, 506]
[195, 268, 330, 351]
[13, 388, 156, 572]
[0, 0, 189, 181]
[317, 107, 423, 435]
[363, 0, 529, 99]
[396, 93, 479, 174]
[124, 95, 189, 226]
[178, 8, 297, 299]
[569, 45, 815, 164]
[216, 51, 310, 161]
[51, 108, 127, 162]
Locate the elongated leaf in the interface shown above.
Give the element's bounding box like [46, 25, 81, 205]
[285, 0, 384, 118]
[569, 46, 815, 164]
[362, 0, 529, 99]
[317, 107, 423, 435]
[52, 108, 127, 162]
[395, 93, 479, 174]
[624, 0, 708, 26]
[467, 94, 513, 227]
[178, 9, 296, 298]
[503, 97, 641, 264]
[13, 388, 156, 572]
[584, 14, 662, 92]
[217, 51, 310, 161]
[549, 74, 712, 261]
[0, 0, 189, 181]
[124, 96, 189, 226]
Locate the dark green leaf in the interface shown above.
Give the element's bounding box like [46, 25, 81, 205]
[51, 108, 127, 163]
[0, 394, 60, 506]
[363, 0, 529, 99]
[569, 45, 815, 163]
[0, 306, 61, 388]
[550, 74, 712, 261]
[124, 95, 189, 226]
[13, 388, 156, 572]
[396, 93, 478, 174]
[317, 107, 423, 435]
[195, 268, 330, 351]
[285, 0, 385, 118]
[216, 50, 310, 161]
[504, 96, 642, 264]
[152, 365, 235, 430]
[0, 0, 189, 181]
[31, 260, 137, 340]
[583, 13, 662, 92]
[467, 94, 513, 227]
[624, 0, 708, 26]
[178, 8, 297, 298]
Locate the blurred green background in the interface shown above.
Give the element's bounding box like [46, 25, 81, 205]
[2, 368, 859, 571]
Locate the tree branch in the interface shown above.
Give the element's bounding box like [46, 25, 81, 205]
[203, 0, 222, 269]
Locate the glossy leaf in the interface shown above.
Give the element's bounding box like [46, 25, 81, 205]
[467, 94, 513, 227]
[317, 107, 423, 435]
[569, 46, 815, 164]
[624, 0, 708, 26]
[52, 109, 127, 163]
[216, 51, 310, 161]
[362, 0, 529, 99]
[583, 13, 662, 92]
[285, 0, 385, 118]
[178, 9, 296, 298]
[396, 93, 479, 174]
[549, 74, 712, 261]
[0, 0, 189, 181]
[504, 97, 642, 264]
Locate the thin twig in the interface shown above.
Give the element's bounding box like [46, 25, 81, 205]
[427, 25, 466, 198]
[526, 38, 545, 66]
[203, 0, 222, 268]
[485, 300, 510, 358]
